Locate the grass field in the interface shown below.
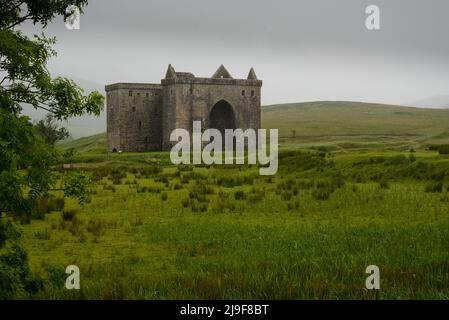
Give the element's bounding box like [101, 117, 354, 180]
[16, 101, 449, 299]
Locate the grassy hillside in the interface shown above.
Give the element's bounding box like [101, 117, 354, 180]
[61, 101, 449, 153]
[61, 132, 107, 154]
[262, 101, 449, 150]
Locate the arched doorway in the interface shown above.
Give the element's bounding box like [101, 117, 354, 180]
[209, 100, 236, 136]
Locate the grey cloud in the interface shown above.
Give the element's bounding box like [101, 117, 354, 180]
[17, 0, 449, 137]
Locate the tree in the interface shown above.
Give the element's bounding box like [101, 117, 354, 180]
[0, 1, 104, 298]
[35, 114, 70, 145]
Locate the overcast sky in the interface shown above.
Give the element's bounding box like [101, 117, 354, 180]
[19, 0, 449, 136]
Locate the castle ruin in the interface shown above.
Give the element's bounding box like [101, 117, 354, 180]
[105, 65, 262, 152]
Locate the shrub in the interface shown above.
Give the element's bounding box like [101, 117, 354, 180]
[213, 198, 236, 213]
[58, 214, 84, 237]
[173, 183, 183, 190]
[297, 179, 314, 189]
[438, 145, 449, 155]
[312, 188, 333, 200]
[216, 176, 243, 188]
[0, 240, 42, 299]
[139, 166, 163, 177]
[190, 200, 208, 213]
[379, 180, 390, 189]
[248, 193, 264, 202]
[287, 200, 300, 211]
[292, 187, 299, 196]
[31, 196, 65, 220]
[189, 181, 214, 196]
[181, 198, 190, 208]
[429, 144, 449, 154]
[104, 185, 116, 192]
[87, 219, 107, 236]
[62, 210, 77, 221]
[281, 191, 294, 201]
[234, 190, 246, 200]
[177, 165, 193, 172]
[148, 186, 162, 193]
[34, 229, 51, 240]
[425, 182, 444, 193]
[331, 176, 345, 189]
[384, 155, 409, 166]
[137, 186, 148, 193]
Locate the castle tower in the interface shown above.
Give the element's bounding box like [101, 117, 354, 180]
[105, 65, 262, 152]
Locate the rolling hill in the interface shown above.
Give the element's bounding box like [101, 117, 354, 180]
[62, 101, 449, 153]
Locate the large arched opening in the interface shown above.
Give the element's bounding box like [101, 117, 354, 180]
[209, 100, 236, 136]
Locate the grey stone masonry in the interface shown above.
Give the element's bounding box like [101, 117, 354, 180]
[105, 65, 262, 152]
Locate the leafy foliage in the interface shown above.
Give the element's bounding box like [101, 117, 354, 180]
[0, 0, 102, 298]
[64, 171, 93, 205]
[34, 114, 70, 145]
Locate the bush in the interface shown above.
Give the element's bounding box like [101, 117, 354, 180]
[438, 145, 449, 155]
[234, 190, 246, 200]
[173, 183, 183, 190]
[216, 176, 244, 188]
[190, 200, 208, 213]
[137, 186, 148, 193]
[62, 209, 77, 221]
[429, 144, 449, 155]
[281, 191, 294, 201]
[103, 185, 116, 192]
[287, 200, 300, 211]
[384, 155, 409, 166]
[297, 179, 314, 189]
[189, 181, 214, 196]
[31, 196, 65, 219]
[379, 180, 390, 189]
[312, 188, 333, 200]
[181, 198, 190, 208]
[34, 229, 51, 240]
[139, 166, 163, 176]
[425, 182, 444, 193]
[177, 165, 193, 172]
[0, 221, 42, 299]
[87, 219, 107, 236]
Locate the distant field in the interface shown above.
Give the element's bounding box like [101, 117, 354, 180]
[62, 101, 449, 154]
[262, 101, 449, 150]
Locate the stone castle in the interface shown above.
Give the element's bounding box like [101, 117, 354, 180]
[105, 65, 262, 152]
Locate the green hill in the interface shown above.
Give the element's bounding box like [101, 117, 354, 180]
[62, 101, 449, 153]
[61, 132, 107, 154]
[262, 101, 449, 150]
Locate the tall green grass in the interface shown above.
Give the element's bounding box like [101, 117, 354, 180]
[14, 150, 449, 299]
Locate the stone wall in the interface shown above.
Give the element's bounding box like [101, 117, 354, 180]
[106, 83, 163, 152]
